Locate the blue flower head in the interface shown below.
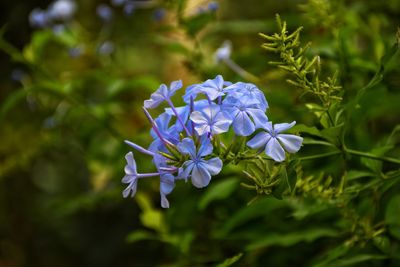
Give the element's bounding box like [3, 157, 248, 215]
[144, 80, 183, 109]
[178, 138, 222, 188]
[226, 82, 269, 111]
[48, 0, 77, 21]
[247, 121, 303, 162]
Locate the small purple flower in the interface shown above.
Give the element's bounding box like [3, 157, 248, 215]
[190, 103, 232, 137]
[97, 4, 113, 22]
[29, 8, 49, 28]
[222, 97, 269, 136]
[144, 80, 182, 109]
[177, 138, 222, 188]
[247, 121, 303, 162]
[122, 152, 159, 197]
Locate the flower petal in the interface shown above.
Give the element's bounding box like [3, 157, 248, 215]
[190, 111, 208, 124]
[274, 121, 296, 134]
[277, 134, 303, 153]
[177, 138, 197, 158]
[160, 173, 175, 194]
[246, 108, 269, 129]
[169, 80, 182, 96]
[198, 137, 213, 157]
[191, 164, 211, 188]
[233, 111, 255, 136]
[160, 193, 170, 208]
[265, 137, 286, 162]
[204, 157, 222, 175]
[122, 180, 137, 198]
[247, 131, 271, 149]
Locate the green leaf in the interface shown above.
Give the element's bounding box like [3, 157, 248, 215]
[198, 178, 239, 210]
[215, 197, 286, 237]
[345, 170, 375, 181]
[126, 230, 157, 243]
[360, 145, 393, 173]
[0, 89, 27, 121]
[247, 228, 338, 250]
[216, 253, 243, 267]
[385, 194, 400, 240]
[325, 254, 387, 267]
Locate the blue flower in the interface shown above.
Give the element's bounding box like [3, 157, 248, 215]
[225, 82, 269, 111]
[208, 2, 219, 12]
[122, 152, 161, 198]
[190, 103, 232, 137]
[183, 75, 231, 102]
[97, 4, 113, 22]
[215, 41, 232, 63]
[149, 113, 179, 152]
[144, 80, 183, 109]
[222, 97, 269, 136]
[97, 41, 114, 55]
[247, 121, 303, 162]
[123, 2, 136, 16]
[153, 8, 166, 22]
[48, 0, 77, 21]
[29, 8, 49, 28]
[122, 152, 139, 197]
[177, 138, 222, 188]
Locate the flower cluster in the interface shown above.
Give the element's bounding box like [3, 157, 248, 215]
[123, 75, 303, 208]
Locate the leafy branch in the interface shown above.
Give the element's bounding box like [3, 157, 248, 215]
[260, 14, 342, 108]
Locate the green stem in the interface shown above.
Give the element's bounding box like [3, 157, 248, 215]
[345, 148, 400, 165]
[298, 151, 341, 161]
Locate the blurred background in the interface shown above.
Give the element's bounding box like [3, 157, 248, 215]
[1, 0, 400, 266]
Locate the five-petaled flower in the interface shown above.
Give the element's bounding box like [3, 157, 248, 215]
[177, 138, 223, 188]
[190, 103, 232, 137]
[247, 121, 303, 162]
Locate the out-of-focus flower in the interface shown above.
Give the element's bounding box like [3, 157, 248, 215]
[111, 0, 126, 6]
[153, 8, 166, 22]
[178, 138, 222, 188]
[11, 69, 27, 82]
[247, 121, 303, 162]
[97, 4, 113, 22]
[123, 1, 136, 15]
[208, 1, 219, 12]
[97, 41, 114, 55]
[48, 0, 77, 21]
[68, 46, 84, 58]
[214, 40, 232, 63]
[29, 8, 49, 28]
